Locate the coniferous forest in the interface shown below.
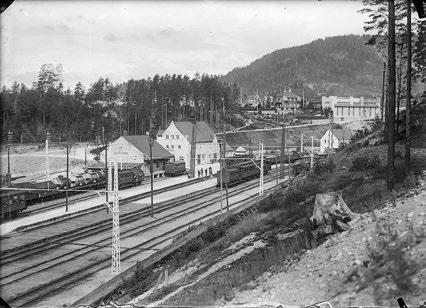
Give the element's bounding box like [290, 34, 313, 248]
[0, 66, 241, 143]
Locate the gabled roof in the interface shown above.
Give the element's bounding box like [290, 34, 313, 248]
[327, 128, 352, 141]
[123, 135, 173, 160]
[174, 121, 215, 143]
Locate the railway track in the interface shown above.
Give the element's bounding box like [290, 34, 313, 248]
[1, 176, 196, 223]
[1, 174, 285, 307]
[4, 176, 205, 232]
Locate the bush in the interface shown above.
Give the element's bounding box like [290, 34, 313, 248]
[312, 157, 335, 175]
[350, 154, 380, 171]
[355, 213, 422, 304]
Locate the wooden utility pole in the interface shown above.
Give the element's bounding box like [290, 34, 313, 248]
[405, 0, 412, 172]
[387, 0, 396, 191]
[65, 144, 70, 212]
[189, 111, 197, 178]
[280, 124, 285, 178]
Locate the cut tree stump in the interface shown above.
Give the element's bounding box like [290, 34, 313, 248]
[310, 191, 359, 240]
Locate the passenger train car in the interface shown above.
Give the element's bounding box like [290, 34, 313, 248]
[217, 159, 272, 187]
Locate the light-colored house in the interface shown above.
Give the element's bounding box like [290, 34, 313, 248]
[100, 135, 174, 177]
[156, 121, 221, 169]
[322, 96, 381, 122]
[320, 128, 352, 153]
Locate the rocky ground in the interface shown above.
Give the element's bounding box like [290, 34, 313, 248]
[228, 181, 425, 307]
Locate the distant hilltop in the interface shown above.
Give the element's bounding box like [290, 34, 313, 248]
[222, 35, 382, 99]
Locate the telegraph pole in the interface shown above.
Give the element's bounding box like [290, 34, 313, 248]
[275, 155, 278, 185]
[111, 161, 121, 274]
[46, 131, 50, 182]
[259, 143, 264, 195]
[280, 124, 285, 179]
[189, 111, 197, 178]
[300, 133, 304, 153]
[223, 120, 229, 211]
[329, 113, 334, 155]
[105, 139, 109, 204]
[149, 117, 156, 217]
[65, 144, 70, 212]
[218, 136, 224, 213]
[6, 131, 12, 186]
[310, 136, 314, 168]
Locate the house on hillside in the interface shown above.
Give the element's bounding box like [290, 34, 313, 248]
[274, 89, 302, 114]
[100, 135, 174, 178]
[320, 128, 352, 153]
[245, 93, 262, 109]
[157, 121, 223, 170]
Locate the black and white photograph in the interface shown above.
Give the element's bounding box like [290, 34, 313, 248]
[0, 0, 425, 307]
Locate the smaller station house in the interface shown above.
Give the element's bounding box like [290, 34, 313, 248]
[320, 128, 352, 153]
[100, 135, 173, 178]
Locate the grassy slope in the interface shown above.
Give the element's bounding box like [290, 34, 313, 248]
[110, 101, 426, 307]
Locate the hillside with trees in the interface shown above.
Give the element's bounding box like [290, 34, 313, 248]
[222, 35, 385, 98]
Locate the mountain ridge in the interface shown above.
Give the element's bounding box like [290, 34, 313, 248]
[222, 34, 383, 99]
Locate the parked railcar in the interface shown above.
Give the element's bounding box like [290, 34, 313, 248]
[164, 161, 186, 176]
[1, 190, 27, 218]
[217, 159, 270, 187]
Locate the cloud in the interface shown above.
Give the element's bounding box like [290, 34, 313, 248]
[103, 33, 122, 42]
[44, 23, 72, 32]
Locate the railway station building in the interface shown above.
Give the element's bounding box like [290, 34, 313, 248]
[156, 121, 224, 172]
[100, 135, 174, 178]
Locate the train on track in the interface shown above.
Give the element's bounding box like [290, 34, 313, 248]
[217, 158, 273, 187]
[164, 161, 187, 176]
[1, 165, 144, 219]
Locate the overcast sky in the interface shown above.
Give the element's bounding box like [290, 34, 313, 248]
[1, 1, 368, 89]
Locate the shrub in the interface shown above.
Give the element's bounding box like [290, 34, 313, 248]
[312, 157, 335, 175]
[354, 213, 422, 304]
[350, 154, 381, 171]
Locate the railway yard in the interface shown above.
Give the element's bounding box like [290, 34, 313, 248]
[0, 166, 287, 307]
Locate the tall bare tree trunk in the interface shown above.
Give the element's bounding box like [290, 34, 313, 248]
[396, 41, 404, 136]
[381, 62, 386, 121]
[387, 0, 396, 192]
[405, 0, 412, 172]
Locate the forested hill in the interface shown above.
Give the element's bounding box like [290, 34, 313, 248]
[222, 35, 383, 98]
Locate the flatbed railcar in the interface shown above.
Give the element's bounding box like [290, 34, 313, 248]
[2, 165, 144, 217]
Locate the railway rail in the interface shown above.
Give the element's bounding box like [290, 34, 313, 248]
[1, 173, 286, 307]
[1, 176, 199, 223]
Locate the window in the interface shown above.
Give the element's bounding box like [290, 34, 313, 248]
[171, 135, 174, 139]
[176, 135, 179, 140]
[166, 135, 169, 139]
[178, 145, 181, 149]
[156, 162, 159, 168]
[172, 145, 174, 149]
[166, 145, 169, 149]
[179, 156, 184, 161]
[197, 154, 201, 165]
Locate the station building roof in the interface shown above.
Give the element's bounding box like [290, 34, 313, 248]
[174, 121, 215, 143]
[122, 135, 173, 160]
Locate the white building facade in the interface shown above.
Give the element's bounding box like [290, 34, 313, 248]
[322, 96, 381, 121]
[156, 121, 221, 170]
[320, 128, 351, 153]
